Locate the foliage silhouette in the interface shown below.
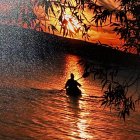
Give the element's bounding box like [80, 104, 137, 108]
[79, 59, 140, 120]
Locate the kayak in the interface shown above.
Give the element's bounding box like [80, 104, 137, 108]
[66, 88, 82, 96]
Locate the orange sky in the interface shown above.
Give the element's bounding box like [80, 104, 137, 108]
[33, 0, 123, 48]
[0, 0, 124, 49]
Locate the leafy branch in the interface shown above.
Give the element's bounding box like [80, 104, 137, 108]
[79, 59, 140, 121]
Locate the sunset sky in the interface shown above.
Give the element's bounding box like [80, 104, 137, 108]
[0, 0, 124, 48]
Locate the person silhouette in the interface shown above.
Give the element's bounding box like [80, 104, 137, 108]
[65, 73, 81, 95]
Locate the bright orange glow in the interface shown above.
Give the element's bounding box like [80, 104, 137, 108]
[64, 54, 83, 81]
[62, 14, 81, 33]
[22, 2, 124, 48]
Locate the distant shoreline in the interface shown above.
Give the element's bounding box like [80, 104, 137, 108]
[1, 24, 139, 67]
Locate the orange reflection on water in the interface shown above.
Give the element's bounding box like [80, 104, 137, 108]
[64, 54, 94, 139]
[77, 118, 94, 139]
[64, 54, 83, 83]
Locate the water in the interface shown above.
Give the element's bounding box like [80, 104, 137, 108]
[0, 47, 140, 140]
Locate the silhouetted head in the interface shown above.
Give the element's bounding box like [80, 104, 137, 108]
[70, 73, 74, 79]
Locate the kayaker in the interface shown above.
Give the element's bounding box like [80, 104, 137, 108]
[65, 73, 81, 94]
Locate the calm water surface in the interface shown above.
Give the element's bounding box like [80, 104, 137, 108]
[0, 48, 140, 140]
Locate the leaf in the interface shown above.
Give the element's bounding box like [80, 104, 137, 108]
[48, 26, 50, 32]
[82, 72, 90, 78]
[50, 24, 58, 33]
[122, 112, 126, 121]
[50, 4, 56, 16]
[101, 100, 107, 106]
[102, 80, 108, 90]
[108, 84, 111, 92]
